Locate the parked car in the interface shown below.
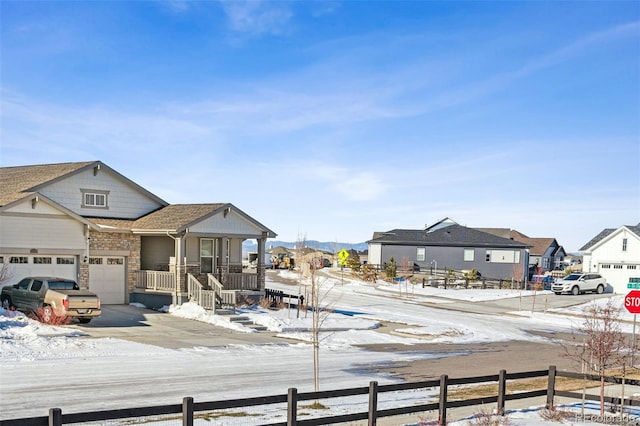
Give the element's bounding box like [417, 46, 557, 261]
[1, 277, 101, 323]
[551, 273, 607, 296]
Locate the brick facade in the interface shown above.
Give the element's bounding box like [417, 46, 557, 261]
[88, 230, 141, 294]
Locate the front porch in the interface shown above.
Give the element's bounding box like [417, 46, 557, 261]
[132, 270, 263, 312]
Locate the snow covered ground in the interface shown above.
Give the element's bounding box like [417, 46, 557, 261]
[1, 269, 638, 425]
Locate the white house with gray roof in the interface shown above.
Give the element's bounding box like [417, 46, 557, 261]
[0, 161, 276, 308]
[579, 223, 640, 294]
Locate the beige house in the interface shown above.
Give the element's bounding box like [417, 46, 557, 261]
[0, 161, 276, 309]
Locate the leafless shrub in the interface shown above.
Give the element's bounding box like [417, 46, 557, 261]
[259, 297, 272, 309]
[467, 407, 511, 426]
[29, 307, 71, 325]
[539, 407, 575, 422]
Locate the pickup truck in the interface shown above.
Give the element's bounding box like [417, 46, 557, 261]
[1, 276, 101, 323]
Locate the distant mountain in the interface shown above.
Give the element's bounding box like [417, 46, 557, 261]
[242, 240, 368, 254]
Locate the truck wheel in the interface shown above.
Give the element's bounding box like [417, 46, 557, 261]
[571, 286, 580, 296]
[78, 318, 91, 324]
[42, 306, 54, 323]
[1, 296, 13, 310]
[596, 284, 604, 294]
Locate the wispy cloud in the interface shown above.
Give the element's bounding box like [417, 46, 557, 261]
[218, 0, 294, 36]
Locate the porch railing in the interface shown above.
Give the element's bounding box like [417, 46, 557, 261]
[225, 273, 258, 291]
[207, 274, 237, 308]
[134, 270, 176, 292]
[187, 274, 217, 312]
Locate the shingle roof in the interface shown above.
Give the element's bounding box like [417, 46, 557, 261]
[0, 161, 95, 206]
[580, 224, 640, 251]
[132, 204, 227, 231]
[368, 224, 528, 248]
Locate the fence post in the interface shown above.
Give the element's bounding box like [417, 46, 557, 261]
[438, 374, 448, 426]
[287, 387, 297, 426]
[49, 408, 62, 426]
[497, 369, 507, 415]
[368, 381, 378, 426]
[546, 365, 557, 409]
[182, 397, 194, 426]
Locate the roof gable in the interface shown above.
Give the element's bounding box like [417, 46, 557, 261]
[0, 161, 168, 208]
[369, 224, 528, 248]
[580, 224, 640, 252]
[132, 203, 276, 237]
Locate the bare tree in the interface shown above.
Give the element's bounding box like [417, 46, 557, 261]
[511, 262, 525, 290]
[0, 263, 13, 286]
[563, 298, 629, 416]
[305, 264, 337, 400]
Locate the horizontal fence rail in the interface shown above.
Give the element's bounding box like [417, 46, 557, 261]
[2, 366, 639, 426]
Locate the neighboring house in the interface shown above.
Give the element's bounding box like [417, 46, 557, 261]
[0, 161, 276, 308]
[367, 218, 530, 280]
[579, 224, 640, 294]
[479, 229, 567, 275]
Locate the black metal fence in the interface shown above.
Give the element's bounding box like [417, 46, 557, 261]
[2, 366, 638, 426]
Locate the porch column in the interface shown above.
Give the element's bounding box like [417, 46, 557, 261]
[257, 232, 267, 291]
[176, 235, 187, 294]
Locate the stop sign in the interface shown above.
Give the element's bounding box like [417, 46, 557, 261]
[625, 290, 640, 314]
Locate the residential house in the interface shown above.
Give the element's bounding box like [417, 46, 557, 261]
[367, 218, 530, 280]
[0, 161, 276, 309]
[579, 223, 640, 294]
[478, 229, 567, 275]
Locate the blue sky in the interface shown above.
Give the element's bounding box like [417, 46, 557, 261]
[1, 1, 639, 252]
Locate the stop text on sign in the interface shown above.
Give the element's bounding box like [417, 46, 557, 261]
[624, 290, 640, 314]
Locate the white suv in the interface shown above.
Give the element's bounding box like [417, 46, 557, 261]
[551, 273, 607, 295]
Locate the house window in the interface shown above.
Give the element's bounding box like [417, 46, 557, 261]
[33, 257, 52, 264]
[622, 238, 627, 251]
[89, 257, 103, 265]
[464, 249, 475, 262]
[10, 256, 28, 264]
[200, 239, 214, 274]
[0, 256, 3, 263]
[613, 264, 623, 269]
[416, 248, 426, 262]
[107, 258, 123, 265]
[601, 264, 611, 269]
[57, 257, 75, 265]
[542, 258, 550, 269]
[81, 189, 109, 209]
[627, 265, 637, 270]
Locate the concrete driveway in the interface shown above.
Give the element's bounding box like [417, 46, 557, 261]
[68, 305, 283, 349]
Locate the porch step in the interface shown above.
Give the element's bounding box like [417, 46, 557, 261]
[221, 313, 268, 332]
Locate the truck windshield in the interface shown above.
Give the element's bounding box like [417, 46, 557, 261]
[48, 280, 80, 290]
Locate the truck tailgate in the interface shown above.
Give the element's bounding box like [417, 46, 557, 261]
[67, 292, 101, 309]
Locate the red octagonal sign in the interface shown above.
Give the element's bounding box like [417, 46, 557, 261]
[624, 290, 640, 314]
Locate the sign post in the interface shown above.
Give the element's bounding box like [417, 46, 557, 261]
[624, 290, 640, 366]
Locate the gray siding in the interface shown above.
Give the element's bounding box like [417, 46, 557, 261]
[380, 244, 527, 280]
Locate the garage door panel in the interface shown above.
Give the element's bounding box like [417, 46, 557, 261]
[89, 257, 125, 304]
[2, 255, 77, 285]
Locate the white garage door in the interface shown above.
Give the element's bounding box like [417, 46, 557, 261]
[600, 263, 640, 294]
[1, 255, 78, 285]
[89, 256, 126, 304]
